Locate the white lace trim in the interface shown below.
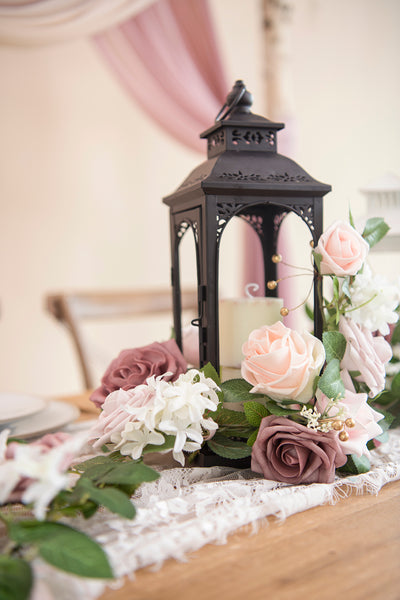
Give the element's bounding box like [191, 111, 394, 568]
[32, 428, 400, 600]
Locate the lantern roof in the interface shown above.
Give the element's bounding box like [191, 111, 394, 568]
[163, 80, 331, 207]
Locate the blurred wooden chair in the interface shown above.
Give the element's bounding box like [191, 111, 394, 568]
[45, 288, 198, 390]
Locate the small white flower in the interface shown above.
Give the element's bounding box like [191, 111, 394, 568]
[347, 263, 400, 335]
[11, 433, 87, 520]
[112, 422, 165, 460]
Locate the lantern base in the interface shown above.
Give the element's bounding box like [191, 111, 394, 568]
[193, 445, 251, 470]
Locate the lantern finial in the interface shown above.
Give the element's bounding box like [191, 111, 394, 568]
[215, 80, 253, 121]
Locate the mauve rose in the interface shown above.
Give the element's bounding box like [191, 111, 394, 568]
[315, 220, 369, 276]
[241, 322, 325, 403]
[251, 416, 347, 484]
[339, 316, 392, 398]
[90, 339, 187, 408]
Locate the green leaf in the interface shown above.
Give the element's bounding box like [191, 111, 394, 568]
[305, 303, 314, 322]
[218, 426, 256, 439]
[332, 276, 340, 301]
[207, 433, 252, 459]
[349, 370, 361, 378]
[372, 389, 397, 406]
[362, 217, 390, 248]
[312, 250, 322, 272]
[372, 408, 394, 433]
[391, 372, 400, 397]
[375, 431, 389, 444]
[8, 521, 113, 579]
[0, 556, 33, 600]
[72, 452, 125, 473]
[214, 407, 249, 427]
[349, 207, 355, 228]
[323, 331, 347, 362]
[337, 454, 371, 475]
[220, 378, 263, 403]
[75, 479, 136, 519]
[265, 401, 299, 417]
[200, 362, 222, 387]
[142, 435, 175, 454]
[317, 358, 345, 399]
[390, 319, 400, 345]
[96, 462, 159, 485]
[342, 278, 352, 302]
[243, 401, 269, 427]
[246, 429, 259, 447]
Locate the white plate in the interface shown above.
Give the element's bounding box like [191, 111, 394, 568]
[0, 393, 46, 424]
[1, 400, 80, 440]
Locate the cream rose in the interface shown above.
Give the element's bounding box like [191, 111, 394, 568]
[241, 322, 325, 403]
[315, 220, 369, 276]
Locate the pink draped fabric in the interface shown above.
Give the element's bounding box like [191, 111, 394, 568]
[93, 0, 228, 153]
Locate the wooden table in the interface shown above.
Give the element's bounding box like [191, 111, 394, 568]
[65, 393, 400, 600]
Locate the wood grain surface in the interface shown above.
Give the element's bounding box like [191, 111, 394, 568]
[62, 393, 400, 600]
[98, 474, 400, 600]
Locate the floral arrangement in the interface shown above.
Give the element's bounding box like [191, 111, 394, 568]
[86, 215, 400, 483]
[1, 216, 399, 599]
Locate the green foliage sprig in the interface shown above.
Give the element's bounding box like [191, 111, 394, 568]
[0, 453, 159, 600]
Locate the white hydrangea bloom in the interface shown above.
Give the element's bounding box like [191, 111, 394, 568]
[347, 263, 400, 335]
[147, 370, 220, 465]
[108, 370, 220, 465]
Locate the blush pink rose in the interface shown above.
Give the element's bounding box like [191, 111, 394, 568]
[88, 385, 155, 450]
[5, 432, 72, 460]
[339, 316, 392, 398]
[251, 416, 347, 484]
[90, 339, 187, 408]
[315, 220, 369, 276]
[241, 322, 325, 403]
[316, 389, 384, 457]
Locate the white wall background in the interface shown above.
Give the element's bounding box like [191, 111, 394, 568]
[0, 0, 399, 397]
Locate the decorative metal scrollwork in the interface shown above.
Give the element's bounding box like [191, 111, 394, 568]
[216, 200, 245, 243]
[207, 130, 225, 152]
[219, 170, 310, 183]
[231, 129, 275, 147]
[175, 219, 199, 244]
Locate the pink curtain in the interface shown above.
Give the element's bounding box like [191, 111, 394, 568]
[93, 0, 228, 153]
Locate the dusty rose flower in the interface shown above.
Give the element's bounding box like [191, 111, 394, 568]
[251, 416, 347, 484]
[316, 389, 384, 457]
[339, 316, 392, 397]
[241, 322, 325, 403]
[90, 339, 187, 408]
[315, 220, 369, 276]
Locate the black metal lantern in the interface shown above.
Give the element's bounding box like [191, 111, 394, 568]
[163, 80, 331, 373]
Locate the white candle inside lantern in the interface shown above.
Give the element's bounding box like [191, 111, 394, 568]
[219, 284, 283, 369]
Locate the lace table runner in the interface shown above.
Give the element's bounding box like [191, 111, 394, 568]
[30, 428, 400, 599]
